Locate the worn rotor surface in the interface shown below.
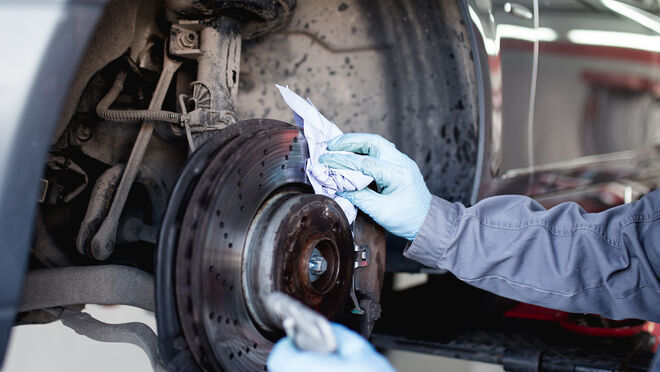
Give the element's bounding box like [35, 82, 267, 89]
[165, 119, 355, 371]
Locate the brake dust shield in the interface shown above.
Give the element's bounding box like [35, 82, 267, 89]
[156, 119, 370, 371]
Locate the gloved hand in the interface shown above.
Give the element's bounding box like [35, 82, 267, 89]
[267, 323, 395, 372]
[319, 133, 432, 241]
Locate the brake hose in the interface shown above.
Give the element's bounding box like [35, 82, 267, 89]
[96, 70, 182, 124]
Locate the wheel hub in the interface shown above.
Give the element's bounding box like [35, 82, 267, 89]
[244, 192, 354, 333]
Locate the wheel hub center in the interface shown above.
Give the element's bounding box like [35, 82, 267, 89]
[309, 246, 328, 281]
[244, 191, 354, 333]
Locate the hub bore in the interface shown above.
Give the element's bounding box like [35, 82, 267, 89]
[244, 192, 354, 333]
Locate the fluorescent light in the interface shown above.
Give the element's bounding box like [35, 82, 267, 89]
[567, 29, 660, 53]
[497, 24, 558, 42]
[601, 0, 660, 34]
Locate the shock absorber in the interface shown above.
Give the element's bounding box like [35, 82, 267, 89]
[165, 0, 296, 147]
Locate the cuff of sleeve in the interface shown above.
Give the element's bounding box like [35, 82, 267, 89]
[403, 196, 459, 266]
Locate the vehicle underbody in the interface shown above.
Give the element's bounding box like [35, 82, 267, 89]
[13, 0, 658, 370]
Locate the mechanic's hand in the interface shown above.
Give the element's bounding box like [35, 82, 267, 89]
[267, 323, 395, 372]
[319, 133, 432, 241]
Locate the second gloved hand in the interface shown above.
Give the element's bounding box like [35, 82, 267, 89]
[319, 133, 432, 241]
[267, 323, 395, 372]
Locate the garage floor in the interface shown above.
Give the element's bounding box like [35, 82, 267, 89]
[1, 305, 503, 372]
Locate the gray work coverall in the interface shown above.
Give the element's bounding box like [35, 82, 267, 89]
[405, 190, 660, 370]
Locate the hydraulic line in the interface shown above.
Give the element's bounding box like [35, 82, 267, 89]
[96, 70, 181, 124]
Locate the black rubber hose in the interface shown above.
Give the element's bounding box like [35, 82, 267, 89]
[19, 265, 155, 312]
[96, 71, 181, 124]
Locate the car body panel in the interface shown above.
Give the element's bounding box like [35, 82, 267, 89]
[464, 0, 539, 198]
[0, 0, 106, 365]
[466, 0, 660, 201]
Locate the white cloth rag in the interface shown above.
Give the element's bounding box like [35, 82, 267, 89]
[276, 85, 373, 223]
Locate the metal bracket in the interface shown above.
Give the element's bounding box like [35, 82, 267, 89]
[348, 245, 371, 315]
[38, 179, 48, 203]
[178, 94, 196, 152]
[52, 308, 166, 372]
[169, 21, 203, 59]
[354, 244, 369, 268]
[349, 276, 365, 315]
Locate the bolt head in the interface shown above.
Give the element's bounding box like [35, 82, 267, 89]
[76, 125, 92, 141]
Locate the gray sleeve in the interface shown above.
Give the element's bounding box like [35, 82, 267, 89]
[404, 190, 660, 322]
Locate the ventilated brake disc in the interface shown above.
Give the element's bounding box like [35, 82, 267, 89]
[156, 119, 359, 371]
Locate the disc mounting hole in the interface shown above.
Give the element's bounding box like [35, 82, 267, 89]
[224, 233, 228, 238]
[219, 222, 224, 228]
[228, 242, 233, 248]
[209, 312, 214, 320]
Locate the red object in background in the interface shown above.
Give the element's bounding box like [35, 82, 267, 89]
[504, 302, 563, 322]
[645, 323, 660, 352]
[504, 303, 657, 349]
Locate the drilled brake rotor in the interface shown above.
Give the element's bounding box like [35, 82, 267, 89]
[167, 119, 355, 371]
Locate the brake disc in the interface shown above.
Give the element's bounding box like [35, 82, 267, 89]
[156, 119, 359, 371]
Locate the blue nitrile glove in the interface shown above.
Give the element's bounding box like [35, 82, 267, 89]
[267, 323, 395, 372]
[319, 133, 432, 241]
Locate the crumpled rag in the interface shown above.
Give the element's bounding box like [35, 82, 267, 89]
[276, 84, 372, 223]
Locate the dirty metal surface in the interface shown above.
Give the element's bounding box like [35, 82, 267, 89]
[165, 0, 296, 39]
[351, 212, 386, 336]
[238, 0, 480, 204]
[244, 193, 354, 333]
